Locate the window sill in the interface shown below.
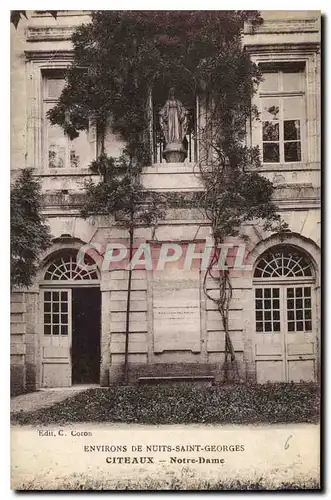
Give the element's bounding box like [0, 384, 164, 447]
[145, 163, 198, 174]
[254, 162, 320, 172]
[32, 167, 97, 177]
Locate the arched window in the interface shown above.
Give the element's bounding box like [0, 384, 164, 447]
[254, 246, 313, 278]
[44, 254, 98, 281]
[253, 245, 314, 334]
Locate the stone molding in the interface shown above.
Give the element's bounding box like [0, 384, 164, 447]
[244, 17, 320, 35]
[26, 26, 74, 42]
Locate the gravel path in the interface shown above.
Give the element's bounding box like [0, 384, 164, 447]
[10, 387, 91, 414]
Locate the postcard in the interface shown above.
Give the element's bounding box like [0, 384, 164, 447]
[10, 9, 321, 491]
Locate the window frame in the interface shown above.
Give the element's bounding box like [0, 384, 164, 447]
[253, 246, 315, 335]
[259, 64, 306, 165]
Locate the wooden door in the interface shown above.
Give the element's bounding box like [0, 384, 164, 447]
[254, 284, 316, 383]
[254, 286, 286, 383]
[41, 289, 72, 387]
[284, 285, 316, 382]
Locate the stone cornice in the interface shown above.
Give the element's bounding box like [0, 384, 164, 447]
[24, 49, 73, 61]
[244, 17, 320, 35]
[244, 43, 320, 55]
[26, 26, 74, 42]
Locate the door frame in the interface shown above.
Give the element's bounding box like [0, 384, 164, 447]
[39, 281, 100, 388]
[253, 276, 317, 382]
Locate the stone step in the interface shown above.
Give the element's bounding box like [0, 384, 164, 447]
[138, 375, 215, 386]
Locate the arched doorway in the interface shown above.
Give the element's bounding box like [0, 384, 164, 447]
[253, 245, 317, 383]
[40, 251, 101, 387]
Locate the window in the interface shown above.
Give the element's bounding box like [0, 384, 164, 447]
[259, 62, 305, 164]
[42, 70, 93, 169]
[254, 246, 314, 334]
[43, 290, 69, 336]
[44, 254, 98, 281]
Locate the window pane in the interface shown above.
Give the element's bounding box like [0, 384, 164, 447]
[69, 131, 91, 168]
[272, 289, 280, 298]
[52, 314, 59, 324]
[304, 310, 311, 320]
[263, 122, 279, 141]
[287, 288, 294, 298]
[304, 287, 311, 297]
[296, 299, 303, 309]
[305, 321, 312, 331]
[48, 144, 65, 169]
[297, 321, 303, 331]
[256, 322, 263, 332]
[61, 291, 68, 301]
[61, 325, 68, 335]
[265, 300, 271, 309]
[261, 99, 280, 121]
[297, 310, 303, 320]
[284, 120, 301, 141]
[256, 311, 263, 321]
[265, 311, 271, 320]
[283, 97, 303, 120]
[304, 299, 311, 309]
[273, 311, 280, 321]
[61, 314, 68, 324]
[44, 302, 51, 312]
[256, 300, 263, 309]
[284, 142, 301, 162]
[283, 71, 303, 92]
[44, 291, 51, 301]
[260, 72, 279, 92]
[273, 299, 280, 309]
[47, 78, 65, 99]
[255, 289, 263, 298]
[61, 302, 68, 313]
[264, 289, 271, 298]
[295, 288, 303, 297]
[263, 143, 280, 163]
[288, 310, 294, 321]
[52, 292, 59, 301]
[265, 322, 272, 332]
[53, 325, 59, 335]
[274, 322, 280, 332]
[44, 314, 51, 324]
[44, 324, 51, 335]
[53, 302, 60, 312]
[288, 322, 295, 332]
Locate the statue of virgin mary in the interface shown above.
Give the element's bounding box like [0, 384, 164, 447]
[159, 88, 188, 145]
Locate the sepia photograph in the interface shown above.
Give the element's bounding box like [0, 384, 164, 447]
[10, 8, 321, 491]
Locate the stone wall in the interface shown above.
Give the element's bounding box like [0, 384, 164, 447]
[10, 292, 26, 395]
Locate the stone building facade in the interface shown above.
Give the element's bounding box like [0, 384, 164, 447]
[11, 11, 321, 393]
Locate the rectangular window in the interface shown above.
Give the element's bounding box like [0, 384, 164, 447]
[42, 70, 92, 169]
[43, 290, 69, 336]
[259, 63, 305, 164]
[287, 287, 312, 332]
[255, 288, 281, 333]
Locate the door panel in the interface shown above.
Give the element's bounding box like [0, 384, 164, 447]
[256, 360, 284, 383]
[288, 359, 315, 382]
[41, 289, 72, 387]
[254, 284, 316, 383]
[72, 288, 101, 384]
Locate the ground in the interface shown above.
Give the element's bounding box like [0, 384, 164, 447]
[11, 382, 320, 425]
